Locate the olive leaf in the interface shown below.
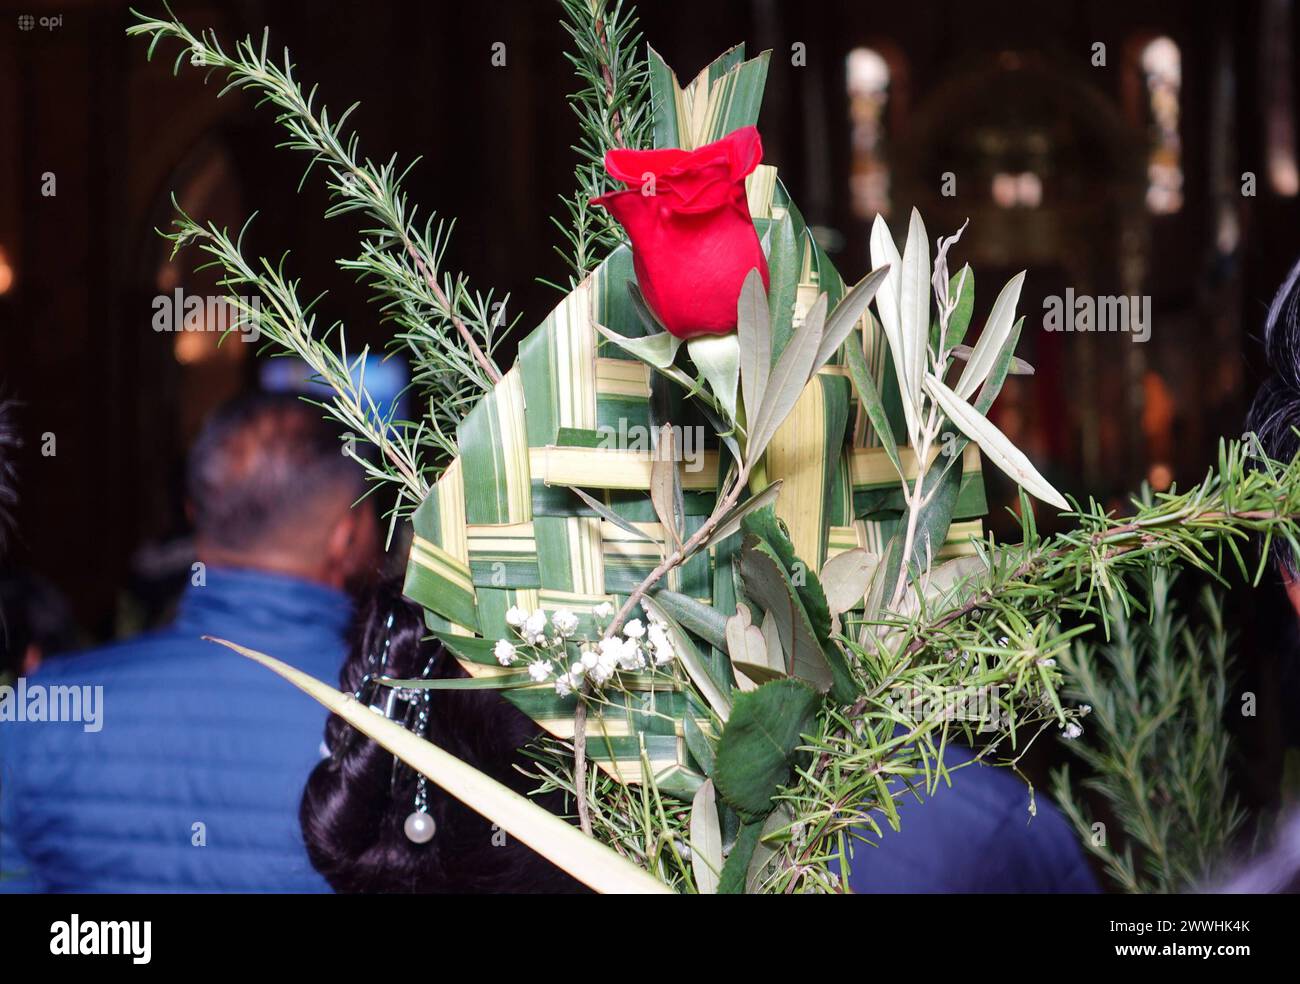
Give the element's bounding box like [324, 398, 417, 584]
[690, 779, 723, 894]
[942, 264, 975, 352]
[641, 595, 732, 721]
[869, 214, 917, 444]
[650, 589, 729, 651]
[820, 547, 879, 616]
[813, 263, 891, 374]
[951, 342, 1033, 375]
[736, 267, 771, 425]
[899, 208, 932, 431]
[925, 373, 1068, 510]
[569, 485, 657, 545]
[683, 714, 715, 776]
[845, 314, 904, 480]
[696, 479, 784, 552]
[649, 424, 682, 550]
[726, 602, 786, 690]
[763, 213, 801, 357]
[953, 270, 1025, 400]
[746, 292, 827, 462]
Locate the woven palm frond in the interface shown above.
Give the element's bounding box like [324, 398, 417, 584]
[402, 46, 987, 789]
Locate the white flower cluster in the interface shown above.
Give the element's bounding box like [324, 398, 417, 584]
[495, 604, 678, 697]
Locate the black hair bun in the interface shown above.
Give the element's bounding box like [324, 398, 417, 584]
[300, 578, 588, 893]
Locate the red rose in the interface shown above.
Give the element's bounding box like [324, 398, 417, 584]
[592, 126, 770, 340]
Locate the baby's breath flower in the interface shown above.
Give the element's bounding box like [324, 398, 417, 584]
[522, 609, 548, 643]
[593, 601, 613, 619]
[590, 652, 617, 685]
[1063, 721, 1083, 740]
[505, 605, 529, 628]
[554, 673, 574, 697]
[528, 660, 553, 683]
[551, 609, 579, 637]
[623, 618, 645, 639]
[493, 639, 517, 666]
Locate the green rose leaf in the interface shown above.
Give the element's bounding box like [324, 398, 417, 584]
[713, 678, 821, 823]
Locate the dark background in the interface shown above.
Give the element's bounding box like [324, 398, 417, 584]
[1, 1, 1298, 803]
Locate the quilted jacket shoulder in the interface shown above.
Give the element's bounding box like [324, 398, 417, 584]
[0, 566, 352, 893]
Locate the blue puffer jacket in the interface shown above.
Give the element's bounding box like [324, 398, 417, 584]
[0, 566, 351, 893]
[843, 743, 1099, 893]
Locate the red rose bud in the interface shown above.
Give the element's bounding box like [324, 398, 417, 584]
[592, 126, 770, 340]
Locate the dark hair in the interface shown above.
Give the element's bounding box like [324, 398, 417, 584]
[0, 571, 79, 677]
[1247, 258, 1300, 575]
[186, 392, 364, 552]
[0, 398, 19, 555]
[300, 578, 587, 893]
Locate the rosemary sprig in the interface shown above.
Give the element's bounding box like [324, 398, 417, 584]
[549, 0, 651, 286]
[129, 4, 510, 486]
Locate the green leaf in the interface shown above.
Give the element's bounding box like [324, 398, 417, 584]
[713, 678, 820, 823]
[641, 595, 733, 721]
[718, 819, 762, 894]
[690, 779, 724, 894]
[698, 479, 784, 552]
[814, 263, 891, 374]
[746, 292, 827, 461]
[738, 535, 833, 693]
[569, 485, 657, 545]
[869, 214, 915, 443]
[650, 589, 729, 652]
[925, 373, 1068, 510]
[953, 271, 1025, 401]
[649, 425, 682, 550]
[845, 316, 904, 479]
[375, 672, 533, 690]
[683, 714, 716, 776]
[745, 804, 796, 892]
[740, 506, 832, 641]
[594, 321, 681, 370]
[764, 214, 801, 359]
[951, 342, 1032, 379]
[973, 317, 1029, 414]
[726, 603, 785, 689]
[736, 267, 772, 425]
[899, 208, 932, 427]
[943, 264, 975, 351]
[654, 765, 706, 802]
[820, 548, 879, 616]
[687, 333, 741, 425]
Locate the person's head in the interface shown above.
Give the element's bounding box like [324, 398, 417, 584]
[0, 571, 79, 678]
[300, 578, 586, 893]
[187, 392, 378, 590]
[1248, 259, 1300, 616]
